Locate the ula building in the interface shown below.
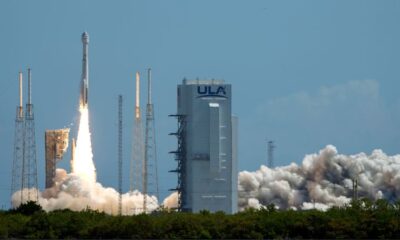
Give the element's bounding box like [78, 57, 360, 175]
[170, 79, 238, 213]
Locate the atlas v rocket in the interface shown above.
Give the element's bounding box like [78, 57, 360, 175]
[80, 32, 89, 107]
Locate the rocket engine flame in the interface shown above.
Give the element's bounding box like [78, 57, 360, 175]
[72, 105, 96, 183]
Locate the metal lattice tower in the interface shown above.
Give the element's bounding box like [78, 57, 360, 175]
[11, 72, 25, 205]
[130, 72, 144, 194]
[11, 69, 39, 206]
[22, 68, 38, 202]
[169, 114, 186, 212]
[267, 140, 275, 168]
[118, 95, 123, 215]
[143, 68, 159, 213]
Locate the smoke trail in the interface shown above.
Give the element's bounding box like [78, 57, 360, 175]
[239, 145, 400, 211]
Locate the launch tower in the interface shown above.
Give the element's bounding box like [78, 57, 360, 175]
[118, 95, 123, 215]
[11, 72, 25, 204]
[11, 70, 39, 205]
[143, 68, 159, 212]
[22, 69, 39, 202]
[130, 72, 144, 194]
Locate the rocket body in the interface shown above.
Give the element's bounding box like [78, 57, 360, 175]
[80, 32, 89, 107]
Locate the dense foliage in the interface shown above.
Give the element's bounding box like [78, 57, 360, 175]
[1, 199, 399, 239]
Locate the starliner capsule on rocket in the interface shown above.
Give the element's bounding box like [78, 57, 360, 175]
[80, 32, 89, 107]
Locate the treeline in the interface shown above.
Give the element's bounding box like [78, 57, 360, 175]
[0, 199, 400, 239]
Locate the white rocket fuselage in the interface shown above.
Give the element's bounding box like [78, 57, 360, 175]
[80, 32, 89, 107]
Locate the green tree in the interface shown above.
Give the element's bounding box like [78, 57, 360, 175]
[13, 201, 43, 215]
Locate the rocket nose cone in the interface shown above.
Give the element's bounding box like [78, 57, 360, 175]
[82, 32, 89, 43]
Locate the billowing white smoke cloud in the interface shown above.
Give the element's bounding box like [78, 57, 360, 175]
[162, 191, 178, 209]
[239, 145, 400, 211]
[12, 106, 158, 215]
[12, 169, 158, 215]
[14, 139, 400, 213]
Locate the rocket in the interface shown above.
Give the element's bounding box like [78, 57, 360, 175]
[80, 32, 89, 107]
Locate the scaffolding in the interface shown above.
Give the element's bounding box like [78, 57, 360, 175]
[168, 114, 186, 212]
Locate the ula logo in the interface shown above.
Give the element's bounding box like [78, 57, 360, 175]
[197, 86, 227, 98]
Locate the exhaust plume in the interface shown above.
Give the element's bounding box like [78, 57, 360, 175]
[12, 169, 158, 215]
[72, 106, 96, 183]
[239, 145, 400, 211]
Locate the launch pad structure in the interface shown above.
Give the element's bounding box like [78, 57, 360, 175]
[130, 72, 144, 194]
[143, 68, 159, 212]
[168, 114, 187, 211]
[130, 69, 159, 213]
[11, 69, 39, 205]
[45, 129, 70, 188]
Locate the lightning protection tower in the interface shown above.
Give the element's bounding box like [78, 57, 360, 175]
[130, 72, 144, 195]
[11, 69, 39, 206]
[22, 68, 38, 202]
[267, 140, 275, 168]
[143, 68, 159, 213]
[11, 72, 25, 205]
[118, 95, 123, 216]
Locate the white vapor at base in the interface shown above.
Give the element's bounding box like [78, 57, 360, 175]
[12, 169, 158, 215]
[239, 145, 400, 211]
[14, 144, 400, 213]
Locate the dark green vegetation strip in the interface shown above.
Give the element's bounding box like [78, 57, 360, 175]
[1, 200, 400, 239]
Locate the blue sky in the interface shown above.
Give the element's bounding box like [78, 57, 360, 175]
[0, 0, 399, 208]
